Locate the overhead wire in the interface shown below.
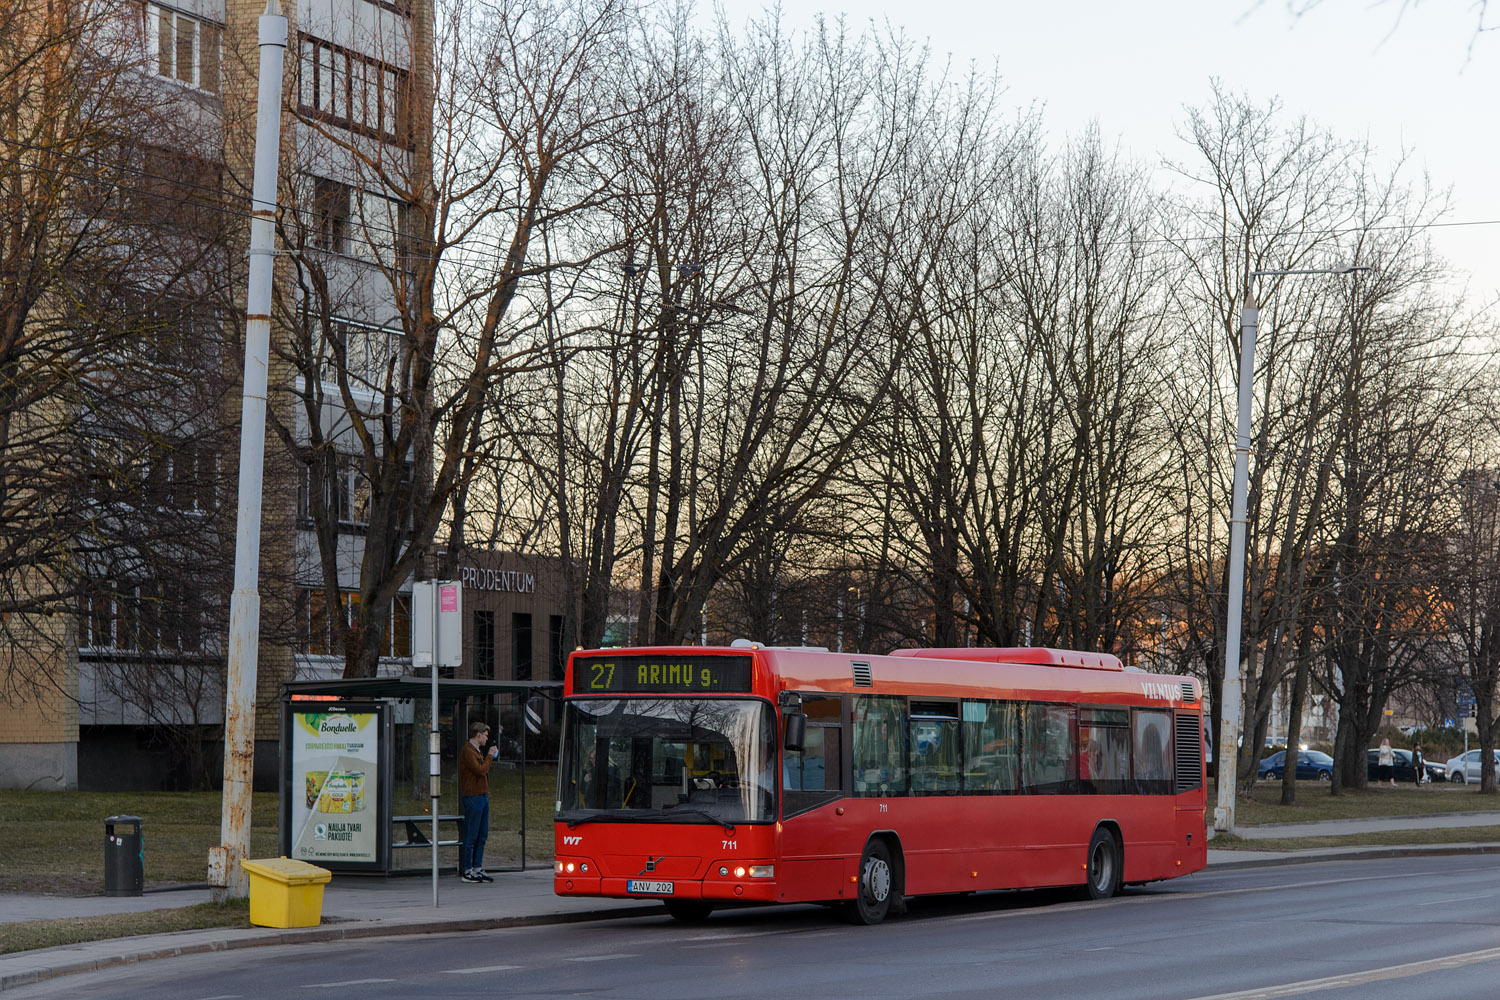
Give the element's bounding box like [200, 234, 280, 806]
[1, 129, 1498, 283]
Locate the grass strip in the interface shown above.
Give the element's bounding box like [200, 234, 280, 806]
[1223, 782, 1500, 826]
[0, 900, 251, 956]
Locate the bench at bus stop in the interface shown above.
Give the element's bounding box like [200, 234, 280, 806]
[392, 814, 464, 852]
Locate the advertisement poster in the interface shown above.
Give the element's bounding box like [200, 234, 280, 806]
[289, 710, 380, 864]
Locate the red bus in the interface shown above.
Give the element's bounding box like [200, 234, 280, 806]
[553, 642, 1206, 923]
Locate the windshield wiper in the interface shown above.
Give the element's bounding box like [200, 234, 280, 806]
[565, 810, 651, 829]
[660, 807, 736, 834]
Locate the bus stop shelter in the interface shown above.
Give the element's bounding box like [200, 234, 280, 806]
[279, 675, 562, 878]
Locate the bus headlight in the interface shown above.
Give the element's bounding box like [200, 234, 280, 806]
[748, 865, 774, 879]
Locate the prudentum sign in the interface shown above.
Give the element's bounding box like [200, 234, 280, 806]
[459, 565, 536, 594]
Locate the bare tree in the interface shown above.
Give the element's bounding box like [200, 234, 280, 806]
[1, 0, 237, 701]
[1164, 85, 1383, 792]
[272, 0, 637, 676]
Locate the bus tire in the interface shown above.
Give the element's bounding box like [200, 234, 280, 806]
[663, 900, 714, 923]
[1084, 827, 1121, 900]
[843, 840, 895, 925]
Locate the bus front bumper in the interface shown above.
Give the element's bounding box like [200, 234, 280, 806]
[554, 865, 780, 903]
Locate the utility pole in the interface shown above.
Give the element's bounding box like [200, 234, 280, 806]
[1214, 265, 1370, 834]
[209, 0, 286, 900]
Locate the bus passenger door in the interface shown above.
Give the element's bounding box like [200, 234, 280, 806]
[777, 695, 849, 902]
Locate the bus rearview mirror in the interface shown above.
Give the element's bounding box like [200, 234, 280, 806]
[783, 712, 806, 752]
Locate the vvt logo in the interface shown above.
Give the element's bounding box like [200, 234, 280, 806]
[563, 836, 582, 846]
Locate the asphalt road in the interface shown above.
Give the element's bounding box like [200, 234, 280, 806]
[15, 856, 1500, 1000]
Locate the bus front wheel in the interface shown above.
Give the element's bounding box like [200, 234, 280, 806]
[1084, 827, 1121, 900]
[843, 841, 894, 925]
[663, 900, 714, 922]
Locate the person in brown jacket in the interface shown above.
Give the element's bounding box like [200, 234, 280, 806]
[459, 720, 499, 883]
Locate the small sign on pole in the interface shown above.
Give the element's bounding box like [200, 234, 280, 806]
[525, 696, 543, 735]
[412, 581, 462, 669]
[411, 580, 461, 908]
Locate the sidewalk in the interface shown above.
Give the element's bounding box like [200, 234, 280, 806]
[6, 812, 1500, 992]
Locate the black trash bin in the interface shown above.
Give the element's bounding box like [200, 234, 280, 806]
[104, 815, 143, 897]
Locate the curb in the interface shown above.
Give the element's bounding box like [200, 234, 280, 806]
[1205, 843, 1500, 870]
[0, 905, 661, 992]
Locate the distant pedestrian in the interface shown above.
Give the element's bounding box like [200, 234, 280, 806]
[1377, 737, 1395, 786]
[459, 720, 500, 883]
[1412, 743, 1425, 786]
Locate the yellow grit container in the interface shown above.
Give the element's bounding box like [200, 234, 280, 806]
[240, 857, 332, 928]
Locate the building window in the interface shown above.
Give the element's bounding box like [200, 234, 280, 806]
[549, 615, 564, 681]
[152, 6, 221, 92]
[109, 144, 224, 233]
[390, 594, 411, 657]
[298, 454, 373, 529]
[312, 177, 353, 253]
[167, 442, 217, 513]
[299, 587, 413, 658]
[306, 179, 411, 265]
[512, 612, 532, 681]
[297, 35, 410, 145]
[84, 430, 216, 513]
[80, 584, 206, 654]
[474, 610, 495, 680]
[324, 318, 405, 388]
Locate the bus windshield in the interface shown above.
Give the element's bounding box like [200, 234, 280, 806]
[557, 698, 776, 825]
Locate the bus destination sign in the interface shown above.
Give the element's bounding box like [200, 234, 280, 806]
[575, 654, 752, 694]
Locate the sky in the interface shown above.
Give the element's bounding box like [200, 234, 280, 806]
[710, 0, 1500, 306]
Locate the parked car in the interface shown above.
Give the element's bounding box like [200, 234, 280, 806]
[1445, 749, 1500, 783]
[1257, 749, 1334, 781]
[1366, 748, 1446, 784]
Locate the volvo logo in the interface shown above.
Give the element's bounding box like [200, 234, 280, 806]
[638, 856, 659, 875]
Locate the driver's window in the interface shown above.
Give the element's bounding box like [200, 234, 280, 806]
[784, 695, 842, 816]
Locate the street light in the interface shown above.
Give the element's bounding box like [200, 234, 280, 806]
[1213, 264, 1372, 834]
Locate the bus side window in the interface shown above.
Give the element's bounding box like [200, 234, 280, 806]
[1079, 708, 1130, 794]
[852, 695, 907, 796]
[1133, 710, 1173, 795]
[1021, 703, 1078, 794]
[962, 700, 1018, 793]
[910, 701, 959, 795]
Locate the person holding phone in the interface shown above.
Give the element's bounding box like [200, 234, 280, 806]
[459, 720, 500, 883]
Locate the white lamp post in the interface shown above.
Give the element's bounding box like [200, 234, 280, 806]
[1213, 264, 1370, 834]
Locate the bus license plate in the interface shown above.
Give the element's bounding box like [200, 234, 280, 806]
[627, 880, 673, 895]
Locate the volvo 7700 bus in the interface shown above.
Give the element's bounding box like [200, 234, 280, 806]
[553, 642, 1205, 923]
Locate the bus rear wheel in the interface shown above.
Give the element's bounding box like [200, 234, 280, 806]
[663, 900, 714, 922]
[843, 841, 894, 925]
[1084, 828, 1121, 900]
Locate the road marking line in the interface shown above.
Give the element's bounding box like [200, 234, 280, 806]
[1416, 892, 1491, 905]
[303, 980, 397, 988]
[1184, 946, 1500, 999]
[687, 929, 794, 940]
[444, 965, 522, 974]
[566, 953, 638, 962]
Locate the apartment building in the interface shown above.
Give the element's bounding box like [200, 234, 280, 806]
[0, 0, 576, 790]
